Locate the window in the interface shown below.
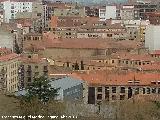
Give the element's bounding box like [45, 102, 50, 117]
[35, 37, 38, 40]
[37, 13, 41, 16]
[44, 66, 47, 70]
[107, 34, 112, 37]
[97, 94, 102, 100]
[143, 88, 145, 94]
[35, 66, 38, 69]
[135, 61, 137, 65]
[105, 87, 109, 101]
[120, 95, 125, 100]
[151, 81, 156, 85]
[27, 77, 31, 82]
[112, 60, 114, 63]
[97, 87, 102, 92]
[35, 72, 39, 76]
[11, 10, 14, 13]
[120, 87, 125, 93]
[135, 88, 139, 95]
[147, 87, 151, 94]
[28, 37, 31, 40]
[112, 87, 116, 93]
[158, 88, 160, 94]
[112, 95, 116, 100]
[152, 88, 156, 94]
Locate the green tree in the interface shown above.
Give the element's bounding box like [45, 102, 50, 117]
[14, 40, 21, 54]
[17, 76, 64, 120]
[25, 76, 59, 103]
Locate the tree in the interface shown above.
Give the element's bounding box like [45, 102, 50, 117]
[18, 76, 64, 120]
[25, 76, 59, 103]
[14, 40, 21, 54]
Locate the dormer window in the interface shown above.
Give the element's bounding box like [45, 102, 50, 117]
[151, 81, 156, 85]
[134, 80, 140, 84]
[128, 80, 140, 84]
[128, 80, 133, 83]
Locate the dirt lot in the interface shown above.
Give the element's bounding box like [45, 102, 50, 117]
[0, 93, 19, 117]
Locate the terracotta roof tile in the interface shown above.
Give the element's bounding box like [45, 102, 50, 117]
[0, 53, 19, 62]
[70, 70, 160, 86]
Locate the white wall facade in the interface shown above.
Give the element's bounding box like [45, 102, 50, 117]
[0, 28, 14, 50]
[2, 0, 32, 23]
[99, 5, 116, 21]
[145, 25, 160, 51]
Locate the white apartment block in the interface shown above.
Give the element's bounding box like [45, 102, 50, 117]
[145, 25, 160, 51]
[0, 27, 14, 51]
[1, 0, 33, 23]
[99, 5, 116, 21]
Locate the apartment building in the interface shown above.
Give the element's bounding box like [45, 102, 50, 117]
[99, 5, 117, 21]
[1, 0, 33, 23]
[120, 5, 134, 20]
[0, 48, 20, 93]
[123, 20, 150, 41]
[77, 23, 128, 40]
[133, 1, 157, 20]
[51, 16, 128, 40]
[18, 54, 48, 89]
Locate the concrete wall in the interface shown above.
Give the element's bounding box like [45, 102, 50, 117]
[105, 6, 116, 20]
[40, 48, 106, 59]
[99, 6, 116, 21]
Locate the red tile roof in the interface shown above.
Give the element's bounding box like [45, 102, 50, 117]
[150, 50, 160, 55]
[70, 70, 160, 86]
[138, 63, 160, 71]
[0, 53, 19, 62]
[112, 53, 155, 61]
